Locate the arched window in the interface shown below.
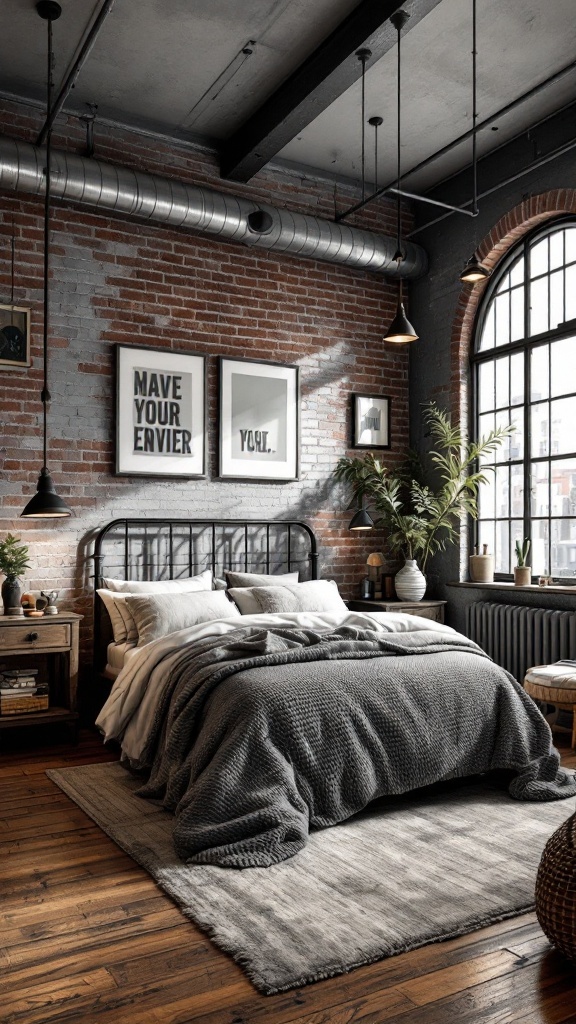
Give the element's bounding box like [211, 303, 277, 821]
[473, 219, 576, 580]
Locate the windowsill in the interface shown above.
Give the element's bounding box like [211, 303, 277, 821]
[448, 581, 576, 596]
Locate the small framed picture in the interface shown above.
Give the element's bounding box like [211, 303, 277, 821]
[352, 394, 391, 449]
[116, 344, 206, 477]
[219, 358, 299, 481]
[0, 304, 30, 368]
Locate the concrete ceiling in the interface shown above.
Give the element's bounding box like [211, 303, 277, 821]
[1, 0, 574, 194]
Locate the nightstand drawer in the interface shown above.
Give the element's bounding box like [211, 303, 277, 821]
[0, 622, 71, 650]
[348, 599, 446, 624]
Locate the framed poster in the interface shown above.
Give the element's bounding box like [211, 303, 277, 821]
[116, 344, 206, 477]
[352, 393, 391, 449]
[219, 358, 299, 481]
[0, 304, 30, 368]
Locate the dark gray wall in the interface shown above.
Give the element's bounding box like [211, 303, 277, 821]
[408, 108, 576, 630]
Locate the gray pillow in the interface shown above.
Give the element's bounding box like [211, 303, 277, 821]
[125, 590, 239, 646]
[225, 570, 299, 589]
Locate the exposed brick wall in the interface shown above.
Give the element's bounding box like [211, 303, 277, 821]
[0, 99, 413, 683]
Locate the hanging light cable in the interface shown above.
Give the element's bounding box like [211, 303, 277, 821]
[356, 48, 372, 204]
[460, 0, 492, 284]
[384, 9, 419, 344]
[21, 0, 72, 518]
[369, 116, 383, 195]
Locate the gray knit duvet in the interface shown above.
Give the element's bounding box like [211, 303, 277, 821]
[134, 624, 576, 867]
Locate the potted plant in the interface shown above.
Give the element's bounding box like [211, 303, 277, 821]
[514, 538, 531, 586]
[335, 403, 512, 600]
[0, 534, 31, 616]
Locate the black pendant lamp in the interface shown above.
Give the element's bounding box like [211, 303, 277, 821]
[459, 0, 492, 285]
[460, 254, 491, 283]
[384, 9, 418, 345]
[348, 504, 374, 531]
[22, 1, 72, 519]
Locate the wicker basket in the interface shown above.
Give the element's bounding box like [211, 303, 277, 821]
[535, 811, 576, 961]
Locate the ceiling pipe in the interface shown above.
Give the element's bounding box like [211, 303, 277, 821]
[0, 135, 427, 279]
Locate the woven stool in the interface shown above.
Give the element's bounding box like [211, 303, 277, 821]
[524, 663, 576, 750]
[535, 810, 576, 962]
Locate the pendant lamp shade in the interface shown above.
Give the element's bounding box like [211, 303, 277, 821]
[383, 300, 419, 344]
[21, 468, 72, 518]
[21, 0, 72, 519]
[349, 507, 374, 531]
[459, 254, 492, 283]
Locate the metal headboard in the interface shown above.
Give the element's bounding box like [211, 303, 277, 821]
[92, 517, 319, 670]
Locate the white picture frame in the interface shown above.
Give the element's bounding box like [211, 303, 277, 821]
[116, 344, 206, 477]
[219, 358, 299, 481]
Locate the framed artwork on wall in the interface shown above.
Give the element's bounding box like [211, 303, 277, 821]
[219, 357, 299, 481]
[0, 304, 30, 368]
[352, 393, 391, 449]
[116, 344, 206, 477]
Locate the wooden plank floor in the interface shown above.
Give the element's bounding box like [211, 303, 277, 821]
[1, 728, 576, 1024]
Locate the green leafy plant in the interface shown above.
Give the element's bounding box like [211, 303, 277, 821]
[515, 538, 531, 567]
[0, 534, 31, 581]
[335, 403, 513, 573]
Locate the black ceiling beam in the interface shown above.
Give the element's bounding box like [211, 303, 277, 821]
[219, 0, 444, 183]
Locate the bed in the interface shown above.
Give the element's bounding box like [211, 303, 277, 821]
[94, 517, 576, 869]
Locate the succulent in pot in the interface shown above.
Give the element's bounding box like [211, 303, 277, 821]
[514, 538, 532, 587]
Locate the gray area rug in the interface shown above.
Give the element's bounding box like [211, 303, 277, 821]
[46, 762, 575, 994]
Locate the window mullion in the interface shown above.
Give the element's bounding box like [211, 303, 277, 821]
[523, 238, 531, 566]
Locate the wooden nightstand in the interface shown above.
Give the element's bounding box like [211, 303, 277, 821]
[348, 599, 447, 624]
[0, 612, 82, 741]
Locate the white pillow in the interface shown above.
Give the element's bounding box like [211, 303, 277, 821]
[227, 588, 262, 614]
[250, 580, 346, 615]
[224, 570, 299, 588]
[103, 569, 213, 594]
[124, 590, 240, 647]
[97, 589, 137, 644]
[229, 580, 346, 615]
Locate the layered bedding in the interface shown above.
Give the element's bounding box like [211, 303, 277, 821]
[97, 603, 576, 868]
[104, 641, 138, 680]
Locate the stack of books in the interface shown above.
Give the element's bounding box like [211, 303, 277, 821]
[0, 667, 49, 715]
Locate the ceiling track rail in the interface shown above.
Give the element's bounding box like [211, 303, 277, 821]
[337, 56, 576, 224]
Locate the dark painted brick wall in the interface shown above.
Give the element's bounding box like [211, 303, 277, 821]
[409, 136, 576, 631]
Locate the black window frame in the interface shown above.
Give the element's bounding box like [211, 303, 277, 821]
[471, 216, 576, 583]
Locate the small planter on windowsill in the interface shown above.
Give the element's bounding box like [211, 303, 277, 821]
[514, 565, 532, 586]
[514, 538, 531, 587]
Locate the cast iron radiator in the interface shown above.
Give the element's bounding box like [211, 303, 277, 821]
[466, 602, 576, 682]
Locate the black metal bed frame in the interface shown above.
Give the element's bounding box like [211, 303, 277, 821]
[92, 517, 319, 671]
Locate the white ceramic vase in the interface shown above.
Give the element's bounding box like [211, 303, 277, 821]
[394, 559, 426, 602]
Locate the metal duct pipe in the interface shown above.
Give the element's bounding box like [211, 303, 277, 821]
[0, 136, 427, 279]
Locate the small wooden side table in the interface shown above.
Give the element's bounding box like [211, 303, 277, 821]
[0, 612, 82, 742]
[348, 599, 447, 624]
[524, 663, 576, 750]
